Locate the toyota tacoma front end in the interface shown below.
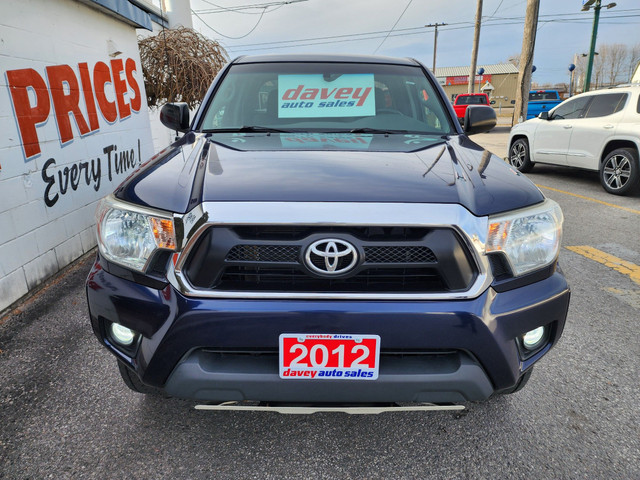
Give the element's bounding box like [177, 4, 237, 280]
[86, 54, 570, 406]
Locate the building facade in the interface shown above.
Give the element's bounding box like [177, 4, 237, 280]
[435, 63, 519, 110]
[0, 0, 163, 311]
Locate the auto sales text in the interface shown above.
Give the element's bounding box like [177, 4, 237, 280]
[281, 368, 374, 379]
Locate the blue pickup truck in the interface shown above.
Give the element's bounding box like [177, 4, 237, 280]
[86, 54, 569, 412]
[526, 90, 563, 119]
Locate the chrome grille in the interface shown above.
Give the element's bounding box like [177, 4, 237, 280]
[183, 226, 477, 294]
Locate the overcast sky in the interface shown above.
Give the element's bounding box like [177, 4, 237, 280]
[189, 0, 640, 85]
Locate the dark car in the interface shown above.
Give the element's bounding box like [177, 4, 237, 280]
[86, 54, 570, 412]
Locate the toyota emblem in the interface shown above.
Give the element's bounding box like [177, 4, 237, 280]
[305, 239, 358, 275]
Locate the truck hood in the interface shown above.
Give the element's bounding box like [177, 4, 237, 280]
[115, 132, 544, 217]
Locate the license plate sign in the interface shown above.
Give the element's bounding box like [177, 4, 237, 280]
[279, 334, 380, 380]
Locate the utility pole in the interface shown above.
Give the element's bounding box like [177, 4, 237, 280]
[468, 0, 482, 93]
[513, 0, 539, 124]
[425, 23, 447, 72]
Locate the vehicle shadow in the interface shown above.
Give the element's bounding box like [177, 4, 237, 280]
[526, 164, 640, 199]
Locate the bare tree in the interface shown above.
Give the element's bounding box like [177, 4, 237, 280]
[602, 43, 627, 86]
[573, 54, 588, 93]
[627, 42, 640, 81]
[138, 27, 228, 108]
[592, 47, 605, 89]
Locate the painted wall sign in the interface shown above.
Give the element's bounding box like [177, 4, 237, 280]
[6, 58, 142, 160]
[0, 0, 156, 314]
[41, 139, 142, 207]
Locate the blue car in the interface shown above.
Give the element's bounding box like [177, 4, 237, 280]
[86, 54, 570, 410]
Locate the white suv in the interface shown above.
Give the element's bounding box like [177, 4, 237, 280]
[508, 85, 640, 195]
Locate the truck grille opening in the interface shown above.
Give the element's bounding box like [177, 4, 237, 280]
[218, 266, 445, 292]
[182, 226, 478, 294]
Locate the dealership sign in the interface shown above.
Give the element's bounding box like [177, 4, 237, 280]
[278, 74, 375, 118]
[445, 74, 492, 86]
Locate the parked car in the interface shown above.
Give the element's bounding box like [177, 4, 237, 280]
[452, 92, 491, 124]
[526, 90, 563, 119]
[509, 85, 640, 195]
[86, 54, 570, 411]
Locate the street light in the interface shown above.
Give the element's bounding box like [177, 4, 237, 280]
[581, 0, 616, 92]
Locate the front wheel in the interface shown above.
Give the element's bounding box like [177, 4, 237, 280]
[509, 138, 534, 173]
[600, 148, 640, 195]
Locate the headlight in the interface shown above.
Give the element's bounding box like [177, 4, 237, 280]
[96, 196, 176, 272]
[486, 199, 563, 277]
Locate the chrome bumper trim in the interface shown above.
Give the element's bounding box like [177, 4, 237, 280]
[195, 401, 465, 414]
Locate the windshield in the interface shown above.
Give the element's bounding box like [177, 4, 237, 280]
[456, 95, 487, 105]
[198, 62, 455, 135]
[529, 92, 558, 101]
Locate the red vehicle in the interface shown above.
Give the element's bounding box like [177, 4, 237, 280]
[453, 93, 491, 124]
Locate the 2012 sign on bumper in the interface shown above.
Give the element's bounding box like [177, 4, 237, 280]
[279, 333, 380, 380]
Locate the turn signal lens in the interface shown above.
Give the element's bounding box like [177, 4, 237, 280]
[150, 217, 176, 249]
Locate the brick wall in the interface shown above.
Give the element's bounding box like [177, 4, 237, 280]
[0, 0, 154, 311]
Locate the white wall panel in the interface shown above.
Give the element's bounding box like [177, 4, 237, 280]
[0, 0, 155, 311]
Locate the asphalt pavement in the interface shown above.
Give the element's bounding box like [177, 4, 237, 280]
[1, 126, 639, 479]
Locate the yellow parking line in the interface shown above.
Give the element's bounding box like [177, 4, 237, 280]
[536, 185, 640, 215]
[566, 246, 640, 286]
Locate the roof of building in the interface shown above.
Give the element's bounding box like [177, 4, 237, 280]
[434, 63, 519, 77]
[79, 0, 167, 30]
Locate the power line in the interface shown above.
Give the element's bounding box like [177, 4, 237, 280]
[372, 0, 413, 54]
[221, 12, 640, 52]
[192, 7, 270, 39]
[228, 29, 430, 52]
[228, 24, 461, 49]
[195, 0, 307, 15]
[485, 0, 505, 20]
[191, 0, 309, 39]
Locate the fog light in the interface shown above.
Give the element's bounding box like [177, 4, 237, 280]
[522, 326, 545, 350]
[111, 323, 136, 346]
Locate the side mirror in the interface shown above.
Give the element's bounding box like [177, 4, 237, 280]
[490, 100, 496, 105]
[160, 102, 190, 132]
[539, 111, 549, 120]
[464, 105, 497, 134]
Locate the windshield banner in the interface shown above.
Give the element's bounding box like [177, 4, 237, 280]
[278, 74, 375, 118]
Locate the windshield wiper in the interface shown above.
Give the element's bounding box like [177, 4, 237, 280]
[202, 126, 292, 133]
[348, 128, 411, 134]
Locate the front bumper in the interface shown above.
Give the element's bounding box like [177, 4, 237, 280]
[87, 256, 570, 403]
